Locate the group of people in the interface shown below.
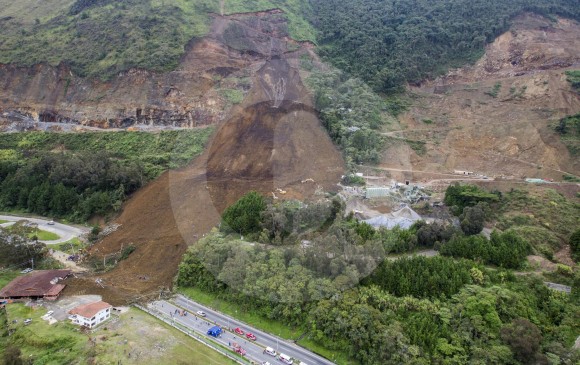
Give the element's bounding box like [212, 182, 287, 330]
[169, 308, 188, 317]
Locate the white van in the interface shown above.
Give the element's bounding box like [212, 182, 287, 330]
[279, 353, 293, 364]
[264, 347, 276, 356]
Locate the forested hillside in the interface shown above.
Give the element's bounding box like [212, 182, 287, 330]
[0, 129, 212, 221]
[310, 0, 580, 93]
[4, 0, 580, 86]
[178, 191, 580, 364]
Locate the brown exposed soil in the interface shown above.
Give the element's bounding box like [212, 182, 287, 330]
[527, 255, 557, 272]
[382, 14, 580, 182]
[0, 10, 297, 130]
[64, 12, 344, 305]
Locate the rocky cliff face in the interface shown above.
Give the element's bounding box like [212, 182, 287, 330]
[0, 10, 303, 131]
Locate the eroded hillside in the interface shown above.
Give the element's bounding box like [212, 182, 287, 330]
[0, 10, 304, 130]
[63, 11, 344, 304]
[380, 14, 580, 181]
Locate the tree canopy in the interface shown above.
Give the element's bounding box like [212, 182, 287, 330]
[221, 191, 267, 235]
[310, 0, 580, 93]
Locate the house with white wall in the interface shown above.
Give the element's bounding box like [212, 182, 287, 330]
[69, 301, 112, 328]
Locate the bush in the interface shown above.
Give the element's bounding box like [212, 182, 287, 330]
[341, 174, 366, 186]
[363, 256, 475, 298]
[460, 205, 485, 235]
[119, 244, 136, 261]
[444, 184, 499, 213]
[565, 70, 580, 92]
[3, 345, 23, 365]
[500, 319, 543, 364]
[415, 221, 457, 247]
[221, 192, 266, 235]
[570, 229, 580, 262]
[440, 230, 529, 269]
[556, 264, 573, 277]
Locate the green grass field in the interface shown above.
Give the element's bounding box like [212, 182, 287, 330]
[2, 304, 237, 364]
[54, 238, 84, 254]
[29, 229, 60, 241]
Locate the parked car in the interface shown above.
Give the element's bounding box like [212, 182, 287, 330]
[47, 220, 55, 225]
[196, 310, 206, 317]
[234, 327, 244, 335]
[45, 310, 54, 317]
[264, 347, 276, 356]
[24, 319, 31, 325]
[20, 268, 33, 274]
[246, 332, 256, 341]
[261, 362, 271, 365]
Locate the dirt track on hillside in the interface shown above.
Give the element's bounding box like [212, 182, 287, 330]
[64, 13, 344, 305]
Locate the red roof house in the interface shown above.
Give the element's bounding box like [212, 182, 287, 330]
[0, 270, 71, 301]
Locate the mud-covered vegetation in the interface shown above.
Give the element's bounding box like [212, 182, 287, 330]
[555, 113, 580, 156]
[565, 70, 580, 92]
[222, 0, 316, 42]
[0, 129, 212, 221]
[310, 0, 580, 93]
[571, 229, 580, 262]
[178, 192, 580, 364]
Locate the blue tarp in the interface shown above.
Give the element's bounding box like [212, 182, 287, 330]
[207, 326, 222, 337]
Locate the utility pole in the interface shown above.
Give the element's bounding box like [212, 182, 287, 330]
[31, 258, 34, 270]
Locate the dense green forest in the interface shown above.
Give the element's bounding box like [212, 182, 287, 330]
[178, 191, 580, 364]
[310, 0, 580, 93]
[0, 129, 212, 221]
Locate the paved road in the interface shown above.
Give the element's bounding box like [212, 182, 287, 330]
[0, 215, 87, 244]
[152, 296, 336, 365]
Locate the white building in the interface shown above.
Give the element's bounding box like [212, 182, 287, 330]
[69, 301, 112, 328]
